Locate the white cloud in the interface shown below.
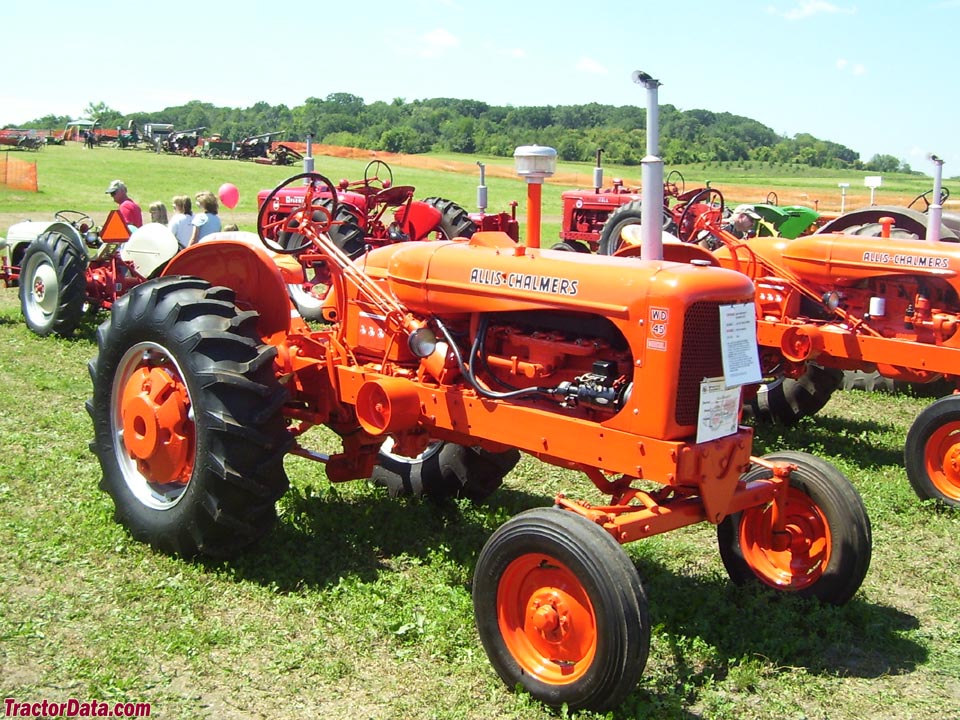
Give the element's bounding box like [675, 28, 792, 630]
[416, 28, 459, 58]
[576, 57, 608, 75]
[835, 57, 866, 76]
[770, 1, 855, 20]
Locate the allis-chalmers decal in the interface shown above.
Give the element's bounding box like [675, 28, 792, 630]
[469, 268, 580, 296]
[862, 251, 951, 270]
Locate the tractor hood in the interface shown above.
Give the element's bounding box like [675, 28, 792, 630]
[775, 234, 959, 284]
[366, 236, 755, 319]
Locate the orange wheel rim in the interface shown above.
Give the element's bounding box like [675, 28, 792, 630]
[119, 362, 194, 486]
[497, 554, 597, 685]
[923, 421, 960, 501]
[739, 487, 831, 591]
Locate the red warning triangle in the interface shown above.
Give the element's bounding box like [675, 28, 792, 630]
[100, 210, 132, 243]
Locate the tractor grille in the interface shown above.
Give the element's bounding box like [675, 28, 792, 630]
[675, 301, 725, 427]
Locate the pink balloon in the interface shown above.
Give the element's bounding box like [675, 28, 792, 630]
[218, 182, 239, 209]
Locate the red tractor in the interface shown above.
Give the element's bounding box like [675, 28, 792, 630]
[621, 179, 960, 506]
[557, 149, 685, 254]
[88, 172, 871, 711]
[257, 160, 518, 318]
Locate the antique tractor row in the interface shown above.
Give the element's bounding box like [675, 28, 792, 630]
[1, 211, 178, 337]
[87, 172, 872, 711]
[616, 179, 960, 506]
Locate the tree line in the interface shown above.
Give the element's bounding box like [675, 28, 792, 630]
[13, 94, 915, 174]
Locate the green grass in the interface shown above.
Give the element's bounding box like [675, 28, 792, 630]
[1, 146, 959, 719]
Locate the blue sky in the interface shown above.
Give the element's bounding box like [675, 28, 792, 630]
[3, 0, 957, 175]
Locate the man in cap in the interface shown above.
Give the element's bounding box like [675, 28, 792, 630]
[725, 205, 761, 239]
[105, 179, 143, 229]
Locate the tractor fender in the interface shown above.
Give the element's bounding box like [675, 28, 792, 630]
[816, 206, 958, 240]
[120, 223, 178, 278]
[162, 237, 297, 340]
[9, 221, 84, 262]
[395, 200, 443, 241]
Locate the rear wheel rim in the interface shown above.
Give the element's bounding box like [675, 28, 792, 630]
[923, 420, 960, 501]
[24, 257, 59, 325]
[497, 554, 597, 685]
[111, 342, 195, 510]
[738, 487, 831, 591]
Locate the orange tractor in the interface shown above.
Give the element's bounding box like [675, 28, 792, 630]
[87, 172, 871, 710]
[632, 173, 960, 507]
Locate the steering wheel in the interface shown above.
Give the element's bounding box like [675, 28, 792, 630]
[908, 186, 951, 211]
[765, 191, 779, 206]
[55, 210, 94, 233]
[364, 160, 394, 190]
[676, 188, 726, 243]
[664, 170, 686, 198]
[257, 172, 339, 255]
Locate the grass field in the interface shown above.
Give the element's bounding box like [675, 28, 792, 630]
[1, 142, 953, 243]
[1, 144, 958, 719]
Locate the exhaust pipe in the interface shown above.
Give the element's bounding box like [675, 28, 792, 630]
[633, 70, 664, 261]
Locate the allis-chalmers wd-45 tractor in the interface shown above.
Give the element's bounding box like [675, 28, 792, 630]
[1, 211, 178, 337]
[88, 172, 871, 710]
[633, 178, 960, 507]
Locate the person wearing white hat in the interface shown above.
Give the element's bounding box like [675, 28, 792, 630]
[105, 179, 143, 229]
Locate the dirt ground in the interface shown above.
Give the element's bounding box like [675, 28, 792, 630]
[302, 144, 951, 212]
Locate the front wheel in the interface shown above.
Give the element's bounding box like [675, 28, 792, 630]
[473, 507, 649, 711]
[717, 451, 871, 604]
[19, 231, 88, 336]
[86, 277, 290, 558]
[905, 395, 960, 506]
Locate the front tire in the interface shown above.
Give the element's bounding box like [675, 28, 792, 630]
[473, 507, 650, 711]
[904, 395, 960, 506]
[19, 231, 88, 336]
[717, 451, 871, 604]
[87, 277, 290, 558]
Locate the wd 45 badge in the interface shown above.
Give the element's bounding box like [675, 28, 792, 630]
[650, 307, 668, 337]
[646, 306, 669, 351]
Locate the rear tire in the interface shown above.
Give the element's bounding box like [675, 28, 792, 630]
[717, 451, 871, 605]
[19, 231, 88, 336]
[473, 507, 649, 711]
[598, 201, 673, 256]
[841, 369, 953, 398]
[422, 197, 478, 239]
[371, 441, 519, 502]
[87, 277, 290, 558]
[746, 363, 842, 425]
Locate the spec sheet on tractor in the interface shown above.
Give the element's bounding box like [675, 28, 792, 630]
[719, 303, 762, 387]
[697, 378, 741, 444]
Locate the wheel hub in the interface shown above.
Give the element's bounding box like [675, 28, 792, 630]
[529, 592, 570, 642]
[120, 366, 192, 485]
[30, 263, 59, 314]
